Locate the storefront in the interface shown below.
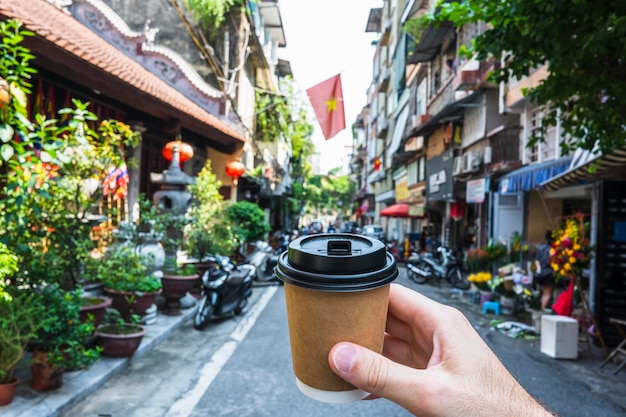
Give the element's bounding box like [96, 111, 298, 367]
[540, 147, 626, 348]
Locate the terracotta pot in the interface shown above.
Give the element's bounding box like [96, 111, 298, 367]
[160, 273, 198, 316]
[95, 324, 147, 357]
[103, 287, 161, 320]
[79, 296, 112, 330]
[0, 377, 19, 406]
[30, 351, 63, 392]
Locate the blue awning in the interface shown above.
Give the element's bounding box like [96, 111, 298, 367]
[498, 156, 573, 194]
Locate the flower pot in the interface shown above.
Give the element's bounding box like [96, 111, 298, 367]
[30, 351, 63, 392]
[0, 377, 19, 406]
[480, 291, 493, 307]
[160, 273, 198, 316]
[95, 323, 147, 357]
[79, 296, 112, 330]
[103, 287, 161, 320]
[500, 296, 516, 315]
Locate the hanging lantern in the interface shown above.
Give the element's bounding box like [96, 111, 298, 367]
[373, 156, 382, 171]
[225, 160, 246, 185]
[162, 141, 194, 163]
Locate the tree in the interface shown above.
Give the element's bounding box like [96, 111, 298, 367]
[226, 201, 270, 245]
[422, 0, 626, 154]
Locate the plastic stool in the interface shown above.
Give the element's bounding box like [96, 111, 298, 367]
[482, 301, 501, 315]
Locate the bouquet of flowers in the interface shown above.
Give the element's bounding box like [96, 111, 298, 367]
[466, 248, 491, 274]
[521, 288, 542, 311]
[468, 271, 492, 292]
[549, 218, 593, 282]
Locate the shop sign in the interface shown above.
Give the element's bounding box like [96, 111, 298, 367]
[426, 150, 453, 201]
[466, 178, 486, 203]
[408, 184, 426, 204]
[409, 204, 425, 217]
[395, 176, 409, 201]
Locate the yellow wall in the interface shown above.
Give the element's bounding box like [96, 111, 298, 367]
[526, 191, 562, 244]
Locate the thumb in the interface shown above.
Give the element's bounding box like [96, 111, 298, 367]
[329, 342, 423, 405]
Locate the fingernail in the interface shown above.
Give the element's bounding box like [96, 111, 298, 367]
[333, 344, 356, 373]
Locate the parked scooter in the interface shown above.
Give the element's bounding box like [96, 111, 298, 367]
[406, 246, 470, 289]
[193, 254, 255, 330]
[257, 231, 293, 283]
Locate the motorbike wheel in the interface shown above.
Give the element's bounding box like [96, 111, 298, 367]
[409, 261, 430, 284]
[234, 298, 248, 315]
[193, 296, 214, 330]
[449, 267, 471, 290]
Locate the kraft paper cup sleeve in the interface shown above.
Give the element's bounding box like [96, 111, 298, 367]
[284, 283, 390, 401]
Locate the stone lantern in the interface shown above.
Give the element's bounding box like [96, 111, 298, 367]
[150, 141, 195, 264]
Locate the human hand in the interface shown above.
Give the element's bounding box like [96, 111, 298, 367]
[328, 283, 554, 417]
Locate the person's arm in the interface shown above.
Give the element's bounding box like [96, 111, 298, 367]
[329, 284, 555, 417]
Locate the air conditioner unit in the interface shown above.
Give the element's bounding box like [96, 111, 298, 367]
[484, 146, 493, 164]
[452, 156, 463, 176]
[462, 152, 482, 173]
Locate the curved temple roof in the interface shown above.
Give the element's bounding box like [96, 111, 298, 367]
[0, 0, 247, 150]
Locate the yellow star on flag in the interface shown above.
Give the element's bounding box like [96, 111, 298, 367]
[325, 96, 337, 112]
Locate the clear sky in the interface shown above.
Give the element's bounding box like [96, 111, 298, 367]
[277, 0, 382, 173]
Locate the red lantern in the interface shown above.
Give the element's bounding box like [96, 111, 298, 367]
[162, 141, 194, 163]
[225, 161, 246, 185]
[373, 156, 381, 171]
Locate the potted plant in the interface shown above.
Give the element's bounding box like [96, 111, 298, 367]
[79, 295, 112, 330]
[86, 246, 162, 321]
[94, 309, 147, 358]
[185, 160, 236, 261]
[160, 262, 199, 316]
[225, 200, 270, 261]
[29, 283, 100, 391]
[184, 161, 237, 296]
[0, 244, 48, 405]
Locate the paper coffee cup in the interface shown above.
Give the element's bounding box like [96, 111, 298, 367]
[275, 233, 398, 403]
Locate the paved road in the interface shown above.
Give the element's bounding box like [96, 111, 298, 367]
[62, 267, 626, 417]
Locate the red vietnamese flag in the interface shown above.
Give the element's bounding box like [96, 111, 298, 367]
[306, 74, 346, 140]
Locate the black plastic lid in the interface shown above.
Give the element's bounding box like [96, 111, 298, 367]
[275, 233, 398, 292]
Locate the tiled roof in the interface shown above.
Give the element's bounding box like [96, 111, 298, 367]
[0, 0, 247, 146]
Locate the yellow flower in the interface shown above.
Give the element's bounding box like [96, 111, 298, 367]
[564, 263, 572, 271]
[569, 256, 577, 264]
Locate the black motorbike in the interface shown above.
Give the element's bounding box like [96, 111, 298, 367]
[257, 233, 292, 284]
[193, 254, 255, 330]
[406, 246, 470, 290]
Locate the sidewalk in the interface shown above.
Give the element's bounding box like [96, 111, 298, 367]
[6, 306, 196, 417]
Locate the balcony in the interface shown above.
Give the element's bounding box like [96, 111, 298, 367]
[486, 125, 522, 173]
[378, 67, 390, 92]
[453, 69, 480, 91]
[377, 118, 389, 138]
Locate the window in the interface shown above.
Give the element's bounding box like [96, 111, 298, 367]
[416, 80, 427, 116]
[418, 156, 426, 182]
[408, 160, 417, 186]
